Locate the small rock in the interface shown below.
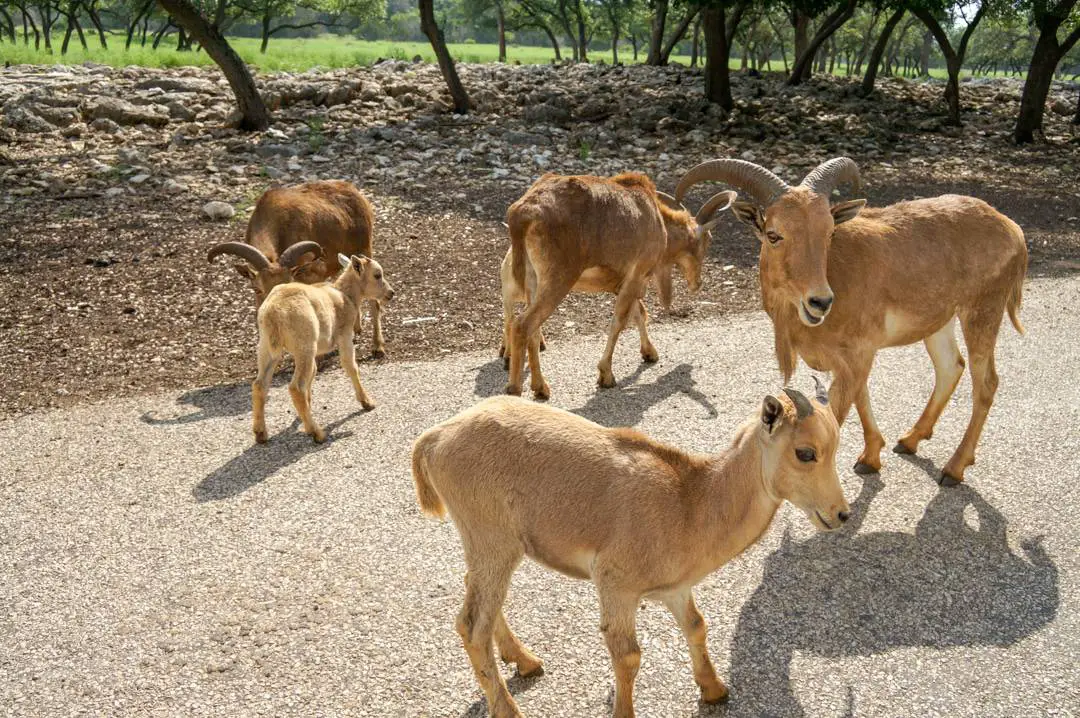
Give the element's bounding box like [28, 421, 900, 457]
[202, 201, 235, 220]
[89, 117, 121, 134]
[163, 179, 188, 193]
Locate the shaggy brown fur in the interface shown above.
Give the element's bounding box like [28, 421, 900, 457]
[412, 389, 849, 718]
[252, 254, 394, 444]
[502, 172, 731, 398]
[211, 180, 387, 358]
[731, 187, 1027, 484]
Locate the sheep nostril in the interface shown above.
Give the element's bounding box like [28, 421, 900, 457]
[838, 510, 850, 523]
[808, 295, 834, 313]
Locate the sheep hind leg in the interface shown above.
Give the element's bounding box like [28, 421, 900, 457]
[506, 277, 570, 400]
[493, 610, 543, 677]
[895, 318, 965, 456]
[340, 335, 374, 411]
[251, 340, 278, 444]
[598, 279, 645, 388]
[288, 352, 324, 443]
[457, 547, 525, 718]
[634, 299, 659, 363]
[941, 307, 1003, 486]
[597, 587, 642, 718]
[368, 299, 386, 359]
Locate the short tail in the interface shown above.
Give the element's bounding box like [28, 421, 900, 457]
[1007, 239, 1027, 335]
[507, 210, 528, 295]
[411, 432, 446, 518]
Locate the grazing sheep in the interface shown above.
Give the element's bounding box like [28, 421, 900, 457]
[252, 253, 395, 444]
[677, 157, 1027, 484]
[208, 180, 388, 358]
[412, 382, 848, 718]
[503, 171, 735, 398]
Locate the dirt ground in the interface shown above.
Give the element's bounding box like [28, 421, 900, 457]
[1, 66, 1078, 420]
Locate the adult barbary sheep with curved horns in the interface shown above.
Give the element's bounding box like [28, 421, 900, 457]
[677, 157, 1027, 485]
[207, 180, 388, 358]
[503, 171, 735, 399]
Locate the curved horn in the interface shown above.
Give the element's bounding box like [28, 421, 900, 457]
[800, 157, 862, 198]
[675, 159, 789, 207]
[655, 191, 684, 211]
[695, 190, 738, 226]
[812, 375, 829, 405]
[207, 242, 270, 271]
[278, 241, 323, 268]
[783, 387, 814, 420]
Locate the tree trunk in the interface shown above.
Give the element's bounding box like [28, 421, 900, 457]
[61, 19, 74, 54]
[151, 19, 171, 49]
[540, 21, 560, 60]
[156, 0, 271, 130]
[126, 0, 153, 49]
[659, 8, 698, 64]
[497, 0, 506, 62]
[609, 10, 619, 64]
[86, 3, 107, 48]
[702, 5, 731, 110]
[260, 12, 270, 52]
[419, 0, 470, 113]
[647, 0, 668, 64]
[914, 4, 988, 126]
[630, 31, 637, 60]
[792, 10, 810, 80]
[1015, 12, 1080, 142]
[1074, 84, 1080, 124]
[0, 7, 14, 43]
[788, 0, 856, 86]
[860, 8, 904, 96]
[575, 0, 587, 62]
[690, 15, 700, 67]
[919, 28, 931, 76]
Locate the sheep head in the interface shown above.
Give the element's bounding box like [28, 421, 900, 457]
[207, 240, 324, 307]
[653, 189, 736, 308]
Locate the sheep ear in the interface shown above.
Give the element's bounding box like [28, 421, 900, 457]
[762, 395, 784, 434]
[337, 253, 350, 269]
[351, 255, 368, 272]
[831, 199, 865, 225]
[731, 201, 765, 234]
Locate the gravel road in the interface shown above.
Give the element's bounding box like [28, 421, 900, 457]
[2, 276, 1077, 718]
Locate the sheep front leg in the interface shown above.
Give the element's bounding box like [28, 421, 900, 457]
[598, 279, 644, 388]
[633, 299, 658, 363]
[340, 335, 375, 411]
[662, 589, 728, 703]
[288, 353, 325, 443]
[368, 299, 386, 359]
[251, 340, 277, 444]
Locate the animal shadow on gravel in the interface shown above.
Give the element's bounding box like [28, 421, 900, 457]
[473, 357, 509, 398]
[461, 672, 545, 718]
[723, 476, 1059, 717]
[571, 363, 717, 427]
[192, 410, 363, 502]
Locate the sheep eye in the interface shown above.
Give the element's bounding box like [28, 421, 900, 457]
[795, 447, 816, 463]
[766, 230, 783, 245]
[374, 272, 382, 279]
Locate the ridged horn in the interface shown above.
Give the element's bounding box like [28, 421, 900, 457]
[655, 191, 684, 211]
[783, 387, 814, 420]
[675, 159, 790, 207]
[279, 241, 323, 268]
[695, 190, 738, 226]
[800, 157, 862, 197]
[207, 242, 270, 271]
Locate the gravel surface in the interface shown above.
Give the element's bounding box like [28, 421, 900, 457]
[2, 277, 1077, 717]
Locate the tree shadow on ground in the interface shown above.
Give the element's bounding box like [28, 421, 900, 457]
[723, 476, 1059, 717]
[571, 362, 717, 427]
[460, 671, 545, 718]
[192, 409, 365, 502]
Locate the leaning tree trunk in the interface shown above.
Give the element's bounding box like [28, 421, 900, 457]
[690, 15, 701, 67]
[260, 12, 271, 52]
[419, 0, 470, 113]
[788, 0, 856, 86]
[914, 4, 988, 126]
[156, 0, 270, 130]
[540, 21, 561, 60]
[647, 0, 668, 64]
[1015, 13, 1080, 142]
[658, 8, 698, 64]
[860, 8, 904, 96]
[703, 5, 732, 110]
[792, 10, 810, 81]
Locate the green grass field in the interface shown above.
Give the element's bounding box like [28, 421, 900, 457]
[0, 32, 1006, 80]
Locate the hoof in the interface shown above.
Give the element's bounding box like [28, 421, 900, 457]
[361, 401, 376, 411]
[700, 685, 730, 705]
[254, 430, 268, 444]
[517, 661, 544, 678]
[532, 383, 551, 401]
[539, 340, 547, 352]
[312, 431, 327, 444]
[370, 349, 386, 360]
[892, 441, 916, 455]
[853, 462, 880, 475]
[505, 383, 523, 396]
[937, 472, 962, 488]
[641, 349, 659, 364]
[598, 374, 616, 389]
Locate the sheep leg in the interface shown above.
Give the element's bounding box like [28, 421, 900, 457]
[368, 299, 386, 359]
[896, 319, 965, 455]
[942, 307, 1003, 485]
[288, 352, 324, 443]
[493, 610, 544, 677]
[598, 279, 644, 388]
[339, 335, 375, 411]
[456, 549, 524, 718]
[506, 277, 570, 400]
[853, 383, 886, 474]
[251, 340, 278, 444]
[662, 589, 727, 704]
[633, 299, 659, 363]
[597, 587, 642, 718]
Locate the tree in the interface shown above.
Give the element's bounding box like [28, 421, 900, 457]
[860, 6, 905, 94]
[1014, 0, 1080, 142]
[787, 0, 859, 85]
[912, 0, 990, 125]
[156, 0, 271, 130]
[696, 0, 748, 109]
[419, 0, 471, 112]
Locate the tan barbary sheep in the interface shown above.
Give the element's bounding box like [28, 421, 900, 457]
[676, 157, 1028, 485]
[208, 179, 388, 358]
[252, 253, 395, 444]
[412, 382, 849, 718]
[502, 171, 735, 398]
